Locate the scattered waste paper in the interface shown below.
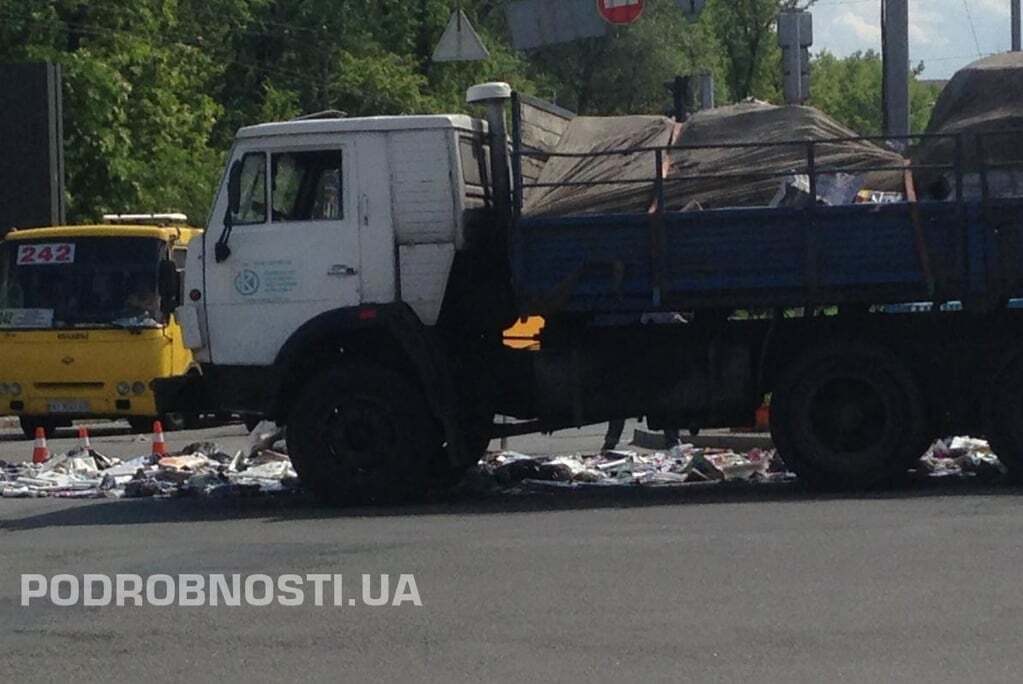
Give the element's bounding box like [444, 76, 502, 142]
[916, 436, 1008, 480]
[0, 429, 1012, 501]
[0, 425, 299, 499]
[477, 443, 795, 492]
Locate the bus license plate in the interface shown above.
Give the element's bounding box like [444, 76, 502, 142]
[47, 400, 90, 413]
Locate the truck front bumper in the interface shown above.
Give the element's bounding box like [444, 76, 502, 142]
[155, 365, 280, 416]
[154, 372, 213, 415]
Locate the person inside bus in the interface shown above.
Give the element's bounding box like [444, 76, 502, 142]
[124, 274, 161, 317]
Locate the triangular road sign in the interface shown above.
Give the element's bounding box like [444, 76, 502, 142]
[432, 10, 490, 62]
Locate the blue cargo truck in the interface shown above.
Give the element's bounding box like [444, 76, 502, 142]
[156, 83, 1023, 503]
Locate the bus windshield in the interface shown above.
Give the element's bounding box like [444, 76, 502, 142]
[0, 236, 165, 330]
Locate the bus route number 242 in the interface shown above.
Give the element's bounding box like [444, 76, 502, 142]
[16, 243, 76, 266]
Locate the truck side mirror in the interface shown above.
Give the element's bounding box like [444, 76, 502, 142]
[227, 159, 242, 216]
[158, 259, 181, 315]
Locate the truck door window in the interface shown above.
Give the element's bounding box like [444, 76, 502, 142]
[232, 152, 267, 225]
[460, 136, 490, 205]
[271, 150, 343, 222]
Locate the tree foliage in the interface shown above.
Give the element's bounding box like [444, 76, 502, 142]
[0, 0, 948, 222]
[810, 50, 944, 136]
[707, 0, 816, 101]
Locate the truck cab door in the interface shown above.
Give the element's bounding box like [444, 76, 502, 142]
[204, 142, 361, 365]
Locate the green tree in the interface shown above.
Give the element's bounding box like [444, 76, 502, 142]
[707, 0, 815, 102]
[520, 0, 719, 114]
[0, 0, 229, 223]
[809, 50, 944, 135]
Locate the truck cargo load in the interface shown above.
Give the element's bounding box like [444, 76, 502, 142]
[523, 102, 906, 216]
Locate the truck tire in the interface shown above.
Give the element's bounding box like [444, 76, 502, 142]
[771, 343, 926, 489]
[287, 362, 441, 505]
[985, 356, 1023, 482]
[429, 429, 493, 487]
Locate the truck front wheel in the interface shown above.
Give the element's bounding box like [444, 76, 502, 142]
[288, 362, 440, 505]
[771, 344, 926, 489]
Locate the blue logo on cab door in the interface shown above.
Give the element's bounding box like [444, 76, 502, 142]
[234, 269, 260, 296]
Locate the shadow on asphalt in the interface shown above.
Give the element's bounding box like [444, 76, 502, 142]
[4, 477, 1022, 531]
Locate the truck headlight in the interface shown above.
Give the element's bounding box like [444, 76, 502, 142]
[117, 382, 130, 396]
[0, 383, 7, 395]
[132, 381, 146, 396]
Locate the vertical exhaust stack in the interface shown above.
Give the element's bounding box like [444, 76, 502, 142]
[467, 82, 513, 223]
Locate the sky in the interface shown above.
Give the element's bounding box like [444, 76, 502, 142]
[811, 0, 1017, 79]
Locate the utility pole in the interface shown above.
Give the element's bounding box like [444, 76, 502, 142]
[1013, 0, 1021, 51]
[882, 0, 909, 140]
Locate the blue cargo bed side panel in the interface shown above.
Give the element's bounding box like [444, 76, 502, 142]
[513, 201, 997, 313]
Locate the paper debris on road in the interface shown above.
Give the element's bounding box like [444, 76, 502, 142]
[917, 436, 1008, 479]
[479, 444, 794, 492]
[0, 427, 1013, 502]
[0, 423, 300, 500]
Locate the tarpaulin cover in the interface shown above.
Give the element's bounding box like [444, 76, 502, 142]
[913, 53, 1023, 192]
[522, 115, 675, 215]
[524, 102, 906, 216]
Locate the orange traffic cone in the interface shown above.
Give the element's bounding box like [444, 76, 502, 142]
[78, 425, 92, 450]
[152, 420, 167, 457]
[32, 427, 49, 464]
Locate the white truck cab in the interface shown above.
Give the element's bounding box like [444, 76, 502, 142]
[182, 112, 493, 366]
[159, 85, 516, 504]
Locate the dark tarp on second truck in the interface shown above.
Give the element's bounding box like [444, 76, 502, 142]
[913, 52, 1023, 199]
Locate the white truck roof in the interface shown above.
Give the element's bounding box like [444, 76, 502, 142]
[236, 114, 485, 139]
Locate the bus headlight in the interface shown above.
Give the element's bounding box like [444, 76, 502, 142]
[9, 383, 21, 396]
[116, 382, 130, 396]
[0, 384, 8, 395]
[132, 382, 146, 396]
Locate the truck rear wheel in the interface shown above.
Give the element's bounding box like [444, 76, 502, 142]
[287, 362, 441, 505]
[985, 356, 1023, 482]
[771, 344, 926, 489]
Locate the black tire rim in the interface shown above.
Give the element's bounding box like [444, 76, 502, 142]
[807, 376, 889, 454]
[793, 367, 902, 471]
[320, 394, 405, 484]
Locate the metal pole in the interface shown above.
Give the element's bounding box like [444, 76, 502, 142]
[1013, 0, 1021, 51]
[673, 76, 688, 122]
[882, 0, 910, 139]
[698, 72, 715, 111]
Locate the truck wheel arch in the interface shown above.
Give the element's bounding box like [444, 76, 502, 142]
[272, 303, 480, 468]
[272, 304, 425, 414]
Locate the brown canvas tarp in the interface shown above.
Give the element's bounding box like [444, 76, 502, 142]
[661, 103, 905, 210]
[524, 102, 905, 216]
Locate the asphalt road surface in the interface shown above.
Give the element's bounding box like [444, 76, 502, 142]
[3, 422, 1023, 682]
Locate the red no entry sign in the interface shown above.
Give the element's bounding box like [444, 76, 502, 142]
[596, 0, 645, 25]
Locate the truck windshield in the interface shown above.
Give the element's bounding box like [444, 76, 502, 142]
[0, 237, 165, 330]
